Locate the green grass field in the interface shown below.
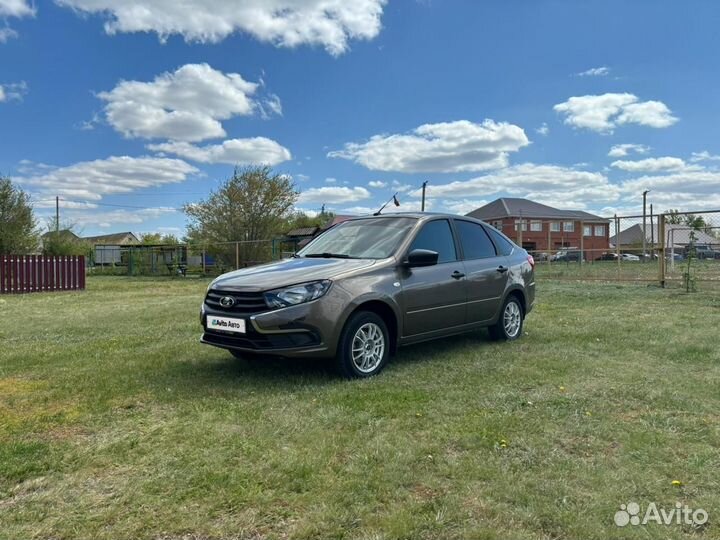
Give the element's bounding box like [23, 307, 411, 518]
[1, 277, 719, 539]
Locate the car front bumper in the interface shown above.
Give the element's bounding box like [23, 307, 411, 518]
[200, 300, 336, 358]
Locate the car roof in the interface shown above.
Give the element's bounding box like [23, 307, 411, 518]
[344, 212, 483, 222]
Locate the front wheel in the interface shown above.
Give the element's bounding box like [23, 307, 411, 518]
[489, 295, 524, 341]
[335, 311, 390, 378]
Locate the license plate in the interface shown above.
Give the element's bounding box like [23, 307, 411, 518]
[206, 316, 246, 334]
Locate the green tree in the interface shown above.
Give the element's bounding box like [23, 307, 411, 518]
[664, 210, 708, 231]
[140, 233, 180, 245]
[664, 209, 683, 225]
[0, 177, 38, 255]
[683, 214, 707, 230]
[284, 209, 335, 232]
[183, 166, 298, 265]
[42, 232, 92, 257]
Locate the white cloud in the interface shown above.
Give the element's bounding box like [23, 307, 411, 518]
[298, 186, 371, 204]
[147, 137, 291, 165]
[337, 206, 375, 215]
[410, 163, 619, 207]
[577, 66, 610, 77]
[294, 208, 319, 218]
[617, 171, 720, 211]
[368, 180, 387, 188]
[0, 0, 34, 42]
[17, 156, 199, 200]
[55, 0, 387, 56]
[324, 177, 337, 184]
[98, 63, 272, 142]
[65, 207, 179, 228]
[535, 123, 549, 136]
[328, 119, 530, 173]
[0, 0, 34, 17]
[0, 81, 27, 102]
[0, 27, 18, 42]
[690, 151, 720, 162]
[610, 156, 693, 173]
[608, 143, 650, 157]
[441, 199, 489, 215]
[339, 199, 431, 215]
[554, 93, 678, 133]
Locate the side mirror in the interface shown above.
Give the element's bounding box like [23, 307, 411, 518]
[406, 248, 439, 267]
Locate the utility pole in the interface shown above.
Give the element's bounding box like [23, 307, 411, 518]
[421, 181, 428, 212]
[650, 203, 654, 250]
[55, 196, 60, 234]
[642, 190, 650, 261]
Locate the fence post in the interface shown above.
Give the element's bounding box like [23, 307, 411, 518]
[235, 242, 240, 270]
[658, 214, 666, 288]
[580, 220, 585, 264]
[547, 222, 552, 264]
[615, 215, 621, 277]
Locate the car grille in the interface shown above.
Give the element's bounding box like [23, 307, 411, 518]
[205, 289, 269, 316]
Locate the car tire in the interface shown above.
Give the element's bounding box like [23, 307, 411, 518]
[335, 311, 390, 379]
[489, 295, 524, 341]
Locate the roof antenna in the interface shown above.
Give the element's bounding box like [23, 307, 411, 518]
[373, 193, 400, 216]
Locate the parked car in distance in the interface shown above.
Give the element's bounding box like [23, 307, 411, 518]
[200, 213, 536, 378]
[688, 244, 720, 259]
[666, 252, 684, 261]
[620, 253, 640, 261]
[551, 249, 582, 262]
[595, 252, 618, 261]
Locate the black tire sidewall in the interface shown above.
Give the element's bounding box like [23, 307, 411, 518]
[336, 311, 390, 378]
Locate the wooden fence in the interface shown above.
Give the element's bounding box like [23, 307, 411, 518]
[0, 255, 86, 294]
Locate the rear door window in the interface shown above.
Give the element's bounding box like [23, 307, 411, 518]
[456, 220, 497, 260]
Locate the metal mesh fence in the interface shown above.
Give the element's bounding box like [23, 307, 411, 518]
[88, 239, 277, 277]
[85, 210, 720, 289]
[518, 210, 720, 289]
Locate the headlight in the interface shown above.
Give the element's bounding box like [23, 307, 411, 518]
[264, 280, 332, 308]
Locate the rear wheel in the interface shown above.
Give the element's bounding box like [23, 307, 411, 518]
[335, 311, 390, 378]
[489, 295, 524, 341]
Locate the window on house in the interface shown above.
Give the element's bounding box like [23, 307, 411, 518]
[583, 225, 592, 236]
[594, 225, 606, 236]
[530, 221, 543, 232]
[491, 220, 503, 231]
[514, 220, 527, 231]
[550, 222, 561, 232]
[563, 221, 575, 232]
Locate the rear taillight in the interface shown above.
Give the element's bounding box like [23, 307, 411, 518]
[527, 254, 535, 270]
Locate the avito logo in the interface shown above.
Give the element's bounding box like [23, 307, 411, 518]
[614, 501, 708, 527]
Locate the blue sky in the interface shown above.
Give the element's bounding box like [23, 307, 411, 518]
[2, 0, 720, 236]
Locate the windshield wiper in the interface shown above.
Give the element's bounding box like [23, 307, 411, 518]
[303, 252, 356, 259]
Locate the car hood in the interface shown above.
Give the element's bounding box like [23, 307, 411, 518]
[209, 257, 378, 291]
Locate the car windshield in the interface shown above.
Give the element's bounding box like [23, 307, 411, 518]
[299, 217, 416, 259]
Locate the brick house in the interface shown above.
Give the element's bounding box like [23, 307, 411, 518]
[466, 198, 610, 258]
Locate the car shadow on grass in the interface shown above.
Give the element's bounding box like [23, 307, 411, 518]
[170, 330, 496, 391]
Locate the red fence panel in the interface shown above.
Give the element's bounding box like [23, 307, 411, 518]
[0, 255, 86, 294]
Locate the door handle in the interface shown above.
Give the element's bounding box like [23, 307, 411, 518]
[496, 266, 508, 273]
[451, 271, 465, 279]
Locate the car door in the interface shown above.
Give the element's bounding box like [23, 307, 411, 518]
[455, 220, 511, 323]
[400, 219, 467, 337]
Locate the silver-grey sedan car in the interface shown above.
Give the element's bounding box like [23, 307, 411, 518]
[201, 213, 535, 378]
